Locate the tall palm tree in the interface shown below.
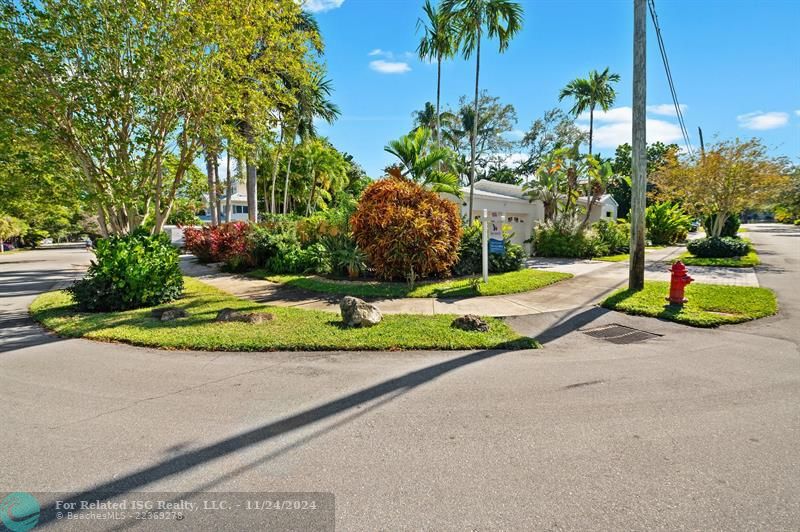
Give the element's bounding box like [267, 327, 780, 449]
[442, 0, 523, 218]
[282, 72, 340, 214]
[417, 0, 457, 149]
[384, 127, 460, 195]
[558, 67, 621, 155]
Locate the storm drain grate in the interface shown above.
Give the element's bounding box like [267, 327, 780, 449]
[582, 324, 661, 344]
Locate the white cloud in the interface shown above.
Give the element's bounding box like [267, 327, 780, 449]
[576, 106, 685, 149]
[506, 129, 526, 141]
[302, 0, 344, 13]
[647, 103, 688, 117]
[369, 60, 411, 74]
[737, 111, 789, 130]
[794, 110, 800, 117]
[368, 48, 385, 57]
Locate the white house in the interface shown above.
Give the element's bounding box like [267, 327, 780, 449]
[442, 179, 618, 253]
[199, 178, 249, 223]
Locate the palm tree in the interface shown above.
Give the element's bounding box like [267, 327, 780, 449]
[384, 127, 460, 195]
[417, 0, 457, 149]
[282, 73, 340, 214]
[442, 0, 523, 219]
[558, 67, 621, 155]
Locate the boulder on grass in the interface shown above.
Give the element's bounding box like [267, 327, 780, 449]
[340, 296, 382, 327]
[451, 314, 489, 332]
[151, 307, 188, 321]
[215, 308, 274, 324]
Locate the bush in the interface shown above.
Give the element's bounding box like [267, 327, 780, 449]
[183, 222, 252, 268]
[68, 229, 183, 311]
[594, 219, 630, 254]
[645, 202, 692, 245]
[453, 221, 525, 276]
[687, 236, 750, 258]
[351, 177, 461, 283]
[321, 234, 366, 278]
[532, 223, 607, 258]
[703, 213, 740, 237]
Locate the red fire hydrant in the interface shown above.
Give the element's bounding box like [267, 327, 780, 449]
[667, 260, 693, 305]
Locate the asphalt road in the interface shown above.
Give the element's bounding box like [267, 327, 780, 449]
[0, 225, 798, 531]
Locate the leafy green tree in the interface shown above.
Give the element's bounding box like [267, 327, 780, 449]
[1, 0, 316, 234]
[559, 67, 620, 155]
[442, 0, 524, 217]
[282, 72, 340, 214]
[442, 92, 518, 184]
[518, 108, 587, 176]
[609, 141, 679, 217]
[384, 127, 460, 195]
[417, 0, 457, 148]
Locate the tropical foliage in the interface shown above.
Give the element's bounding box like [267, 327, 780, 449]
[384, 127, 460, 194]
[559, 67, 621, 155]
[351, 177, 462, 284]
[644, 202, 692, 246]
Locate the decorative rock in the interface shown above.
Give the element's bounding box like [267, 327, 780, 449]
[215, 308, 274, 324]
[340, 296, 382, 327]
[451, 314, 489, 332]
[151, 307, 188, 321]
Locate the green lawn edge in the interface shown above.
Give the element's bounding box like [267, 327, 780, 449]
[253, 269, 573, 299]
[676, 249, 760, 267]
[595, 247, 666, 263]
[29, 277, 538, 351]
[601, 281, 777, 327]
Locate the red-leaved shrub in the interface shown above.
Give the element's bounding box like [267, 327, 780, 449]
[350, 177, 462, 283]
[183, 222, 253, 269]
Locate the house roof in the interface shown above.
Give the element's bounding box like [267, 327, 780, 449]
[464, 180, 617, 207]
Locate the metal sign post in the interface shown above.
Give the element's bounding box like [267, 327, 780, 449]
[482, 209, 489, 283]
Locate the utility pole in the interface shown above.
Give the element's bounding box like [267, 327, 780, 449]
[629, 0, 647, 291]
[698, 126, 705, 160]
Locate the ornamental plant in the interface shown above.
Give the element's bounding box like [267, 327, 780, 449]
[351, 177, 461, 284]
[68, 229, 183, 311]
[183, 222, 252, 269]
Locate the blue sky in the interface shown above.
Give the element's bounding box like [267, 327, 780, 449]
[306, 0, 800, 177]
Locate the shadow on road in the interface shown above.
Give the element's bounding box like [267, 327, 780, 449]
[34, 346, 520, 526]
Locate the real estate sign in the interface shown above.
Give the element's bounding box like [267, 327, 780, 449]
[488, 217, 505, 255]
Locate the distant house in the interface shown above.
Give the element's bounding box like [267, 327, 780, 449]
[198, 178, 249, 223]
[441, 179, 618, 253]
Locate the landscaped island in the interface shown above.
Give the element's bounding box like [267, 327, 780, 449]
[602, 282, 777, 327]
[31, 278, 537, 351]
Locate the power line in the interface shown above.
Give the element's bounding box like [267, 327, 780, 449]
[648, 0, 694, 156]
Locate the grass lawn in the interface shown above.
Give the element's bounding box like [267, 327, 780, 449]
[676, 249, 760, 267]
[256, 269, 572, 299]
[595, 246, 666, 263]
[601, 281, 777, 327]
[30, 278, 536, 351]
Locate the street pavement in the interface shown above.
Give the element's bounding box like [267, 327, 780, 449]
[0, 224, 798, 530]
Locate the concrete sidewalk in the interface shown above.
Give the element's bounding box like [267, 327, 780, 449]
[182, 245, 757, 317]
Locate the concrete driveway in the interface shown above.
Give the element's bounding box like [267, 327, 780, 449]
[0, 225, 798, 530]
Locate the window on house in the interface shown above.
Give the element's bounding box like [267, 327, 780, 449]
[606, 211, 612, 218]
[234, 205, 249, 214]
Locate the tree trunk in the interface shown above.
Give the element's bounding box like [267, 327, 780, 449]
[468, 34, 481, 220]
[283, 135, 296, 214]
[307, 168, 317, 215]
[206, 153, 219, 226]
[588, 105, 595, 155]
[435, 54, 444, 174]
[246, 154, 258, 222]
[214, 157, 221, 223]
[270, 126, 284, 215]
[225, 152, 233, 223]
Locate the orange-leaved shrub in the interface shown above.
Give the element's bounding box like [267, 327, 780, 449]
[351, 176, 462, 284]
